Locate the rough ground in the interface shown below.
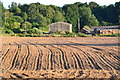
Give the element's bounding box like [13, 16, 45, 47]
[0, 36, 120, 79]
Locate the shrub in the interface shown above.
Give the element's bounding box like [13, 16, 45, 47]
[3, 28, 14, 34]
[59, 31, 66, 35]
[99, 33, 120, 37]
[50, 31, 76, 37]
[65, 31, 76, 37]
[50, 33, 60, 37]
[12, 28, 21, 33]
[65, 31, 74, 35]
[77, 32, 90, 37]
[28, 27, 43, 34]
[18, 34, 26, 37]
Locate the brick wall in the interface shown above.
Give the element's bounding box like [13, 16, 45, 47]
[100, 29, 119, 34]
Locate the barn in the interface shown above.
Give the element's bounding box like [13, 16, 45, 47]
[91, 25, 120, 35]
[48, 22, 72, 32]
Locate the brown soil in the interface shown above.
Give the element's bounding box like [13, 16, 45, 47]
[0, 36, 120, 79]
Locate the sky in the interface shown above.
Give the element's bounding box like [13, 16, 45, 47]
[1, 0, 120, 9]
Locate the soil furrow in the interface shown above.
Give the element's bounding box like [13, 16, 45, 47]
[68, 45, 94, 69]
[69, 45, 107, 70]
[9, 43, 21, 70]
[1, 37, 119, 78]
[52, 45, 69, 69]
[1, 44, 11, 63]
[21, 43, 30, 70]
[61, 45, 81, 69]
[87, 46, 119, 66]
[17, 45, 28, 70]
[82, 45, 119, 70]
[40, 45, 49, 70]
[2, 44, 18, 71]
[57, 45, 73, 69]
[43, 45, 53, 70]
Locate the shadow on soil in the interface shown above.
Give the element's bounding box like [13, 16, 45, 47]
[5, 43, 119, 46]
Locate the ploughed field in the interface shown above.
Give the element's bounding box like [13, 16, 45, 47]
[0, 37, 120, 78]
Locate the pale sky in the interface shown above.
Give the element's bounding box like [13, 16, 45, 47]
[1, 0, 120, 9]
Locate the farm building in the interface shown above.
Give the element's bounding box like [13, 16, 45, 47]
[48, 22, 72, 32]
[80, 26, 91, 33]
[91, 25, 120, 34]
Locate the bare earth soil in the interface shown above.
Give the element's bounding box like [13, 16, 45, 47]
[0, 36, 120, 79]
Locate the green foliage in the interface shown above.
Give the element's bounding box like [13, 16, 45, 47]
[15, 7, 21, 15]
[51, 31, 76, 37]
[32, 22, 39, 28]
[115, 1, 120, 24]
[9, 2, 21, 15]
[12, 22, 21, 29]
[84, 26, 91, 30]
[9, 2, 18, 12]
[1, 1, 120, 35]
[5, 16, 23, 29]
[52, 11, 65, 22]
[11, 16, 23, 23]
[2, 28, 14, 34]
[4, 23, 10, 28]
[18, 34, 26, 37]
[78, 6, 99, 28]
[65, 31, 74, 35]
[33, 14, 47, 27]
[77, 32, 91, 37]
[21, 12, 28, 20]
[12, 28, 21, 33]
[63, 4, 78, 32]
[19, 4, 29, 12]
[101, 21, 112, 25]
[21, 21, 32, 30]
[91, 2, 119, 25]
[51, 33, 61, 37]
[99, 33, 120, 37]
[28, 27, 43, 34]
[39, 26, 48, 32]
[45, 7, 55, 20]
[58, 31, 66, 35]
[0, 1, 2, 27]
[5, 21, 21, 29]
[89, 2, 99, 8]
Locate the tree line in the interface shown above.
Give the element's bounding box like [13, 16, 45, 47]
[0, 1, 120, 34]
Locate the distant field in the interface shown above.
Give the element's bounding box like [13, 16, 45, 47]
[1, 37, 120, 78]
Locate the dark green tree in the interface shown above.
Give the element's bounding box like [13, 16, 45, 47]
[2, 1, 119, 33]
[115, 1, 120, 24]
[78, 6, 99, 28]
[33, 14, 47, 27]
[107, 5, 117, 23]
[11, 16, 24, 23]
[89, 2, 99, 9]
[21, 21, 32, 30]
[21, 12, 28, 21]
[9, 2, 18, 12]
[0, 1, 3, 27]
[44, 6, 55, 23]
[19, 4, 29, 12]
[52, 11, 65, 22]
[63, 4, 79, 32]
[9, 2, 21, 16]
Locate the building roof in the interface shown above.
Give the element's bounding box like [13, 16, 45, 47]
[82, 28, 91, 32]
[49, 22, 72, 26]
[91, 25, 120, 30]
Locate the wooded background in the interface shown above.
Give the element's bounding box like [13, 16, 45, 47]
[0, 1, 120, 34]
